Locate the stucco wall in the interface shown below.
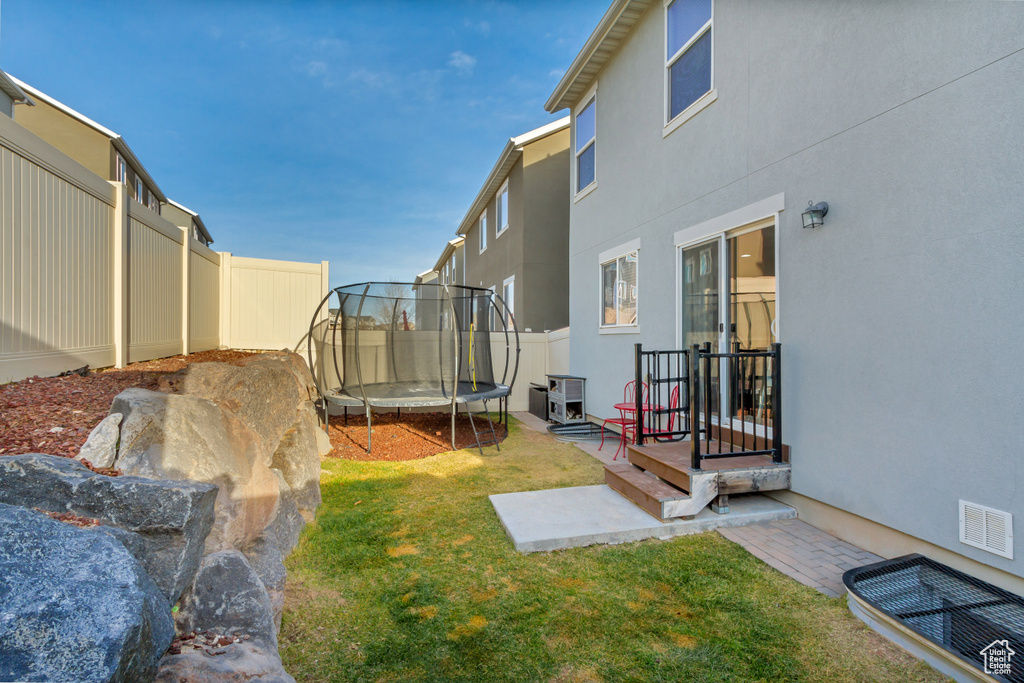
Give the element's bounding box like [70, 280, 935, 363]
[14, 97, 112, 179]
[563, 0, 1024, 575]
[0, 91, 13, 119]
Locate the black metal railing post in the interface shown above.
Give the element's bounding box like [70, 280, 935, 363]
[771, 342, 782, 463]
[635, 343, 644, 446]
[689, 343, 701, 470]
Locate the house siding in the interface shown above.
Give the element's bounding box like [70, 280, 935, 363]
[14, 97, 112, 179]
[564, 1, 1024, 576]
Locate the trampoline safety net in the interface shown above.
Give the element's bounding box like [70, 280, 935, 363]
[307, 282, 519, 410]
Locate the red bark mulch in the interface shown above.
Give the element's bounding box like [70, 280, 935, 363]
[325, 411, 507, 461]
[0, 350, 257, 459]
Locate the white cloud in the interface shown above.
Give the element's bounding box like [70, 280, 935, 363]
[304, 61, 328, 78]
[447, 50, 477, 75]
[548, 68, 565, 79]
[464, 19, 490, 36]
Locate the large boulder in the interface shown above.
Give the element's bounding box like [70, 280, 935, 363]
[270, 408, 322, 519]
[0, 453, 217, 604]
[0, 503, 174, 683]
[158, 353, 319, 460]
[241, 537, 288, 632]
[111, 389, 279, 553]
[174, 550, 277, 649]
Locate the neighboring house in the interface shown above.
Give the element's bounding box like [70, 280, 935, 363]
[546, 1, 1024, 590]
[457, 118, 570, 333]
[162, 199, 214, 247]
[0, 69, 33, 118]
[10, 75, 167, 214]
[434, 237, 465, 287]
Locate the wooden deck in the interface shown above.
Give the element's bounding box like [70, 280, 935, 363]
[603, 438, 791, 521]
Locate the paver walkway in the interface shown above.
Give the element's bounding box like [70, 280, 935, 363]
[718, 519, 883, 597]
[510, 412, 885, 598]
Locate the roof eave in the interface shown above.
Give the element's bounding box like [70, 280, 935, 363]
[544, 0, 651, 113]
[0, 70, 33, 106]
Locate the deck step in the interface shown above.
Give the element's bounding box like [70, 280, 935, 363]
[604, 464, 689, 521]
[626, 445, 696, 492]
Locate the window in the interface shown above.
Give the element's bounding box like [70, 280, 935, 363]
[135, 177, 143, 202]
[115, 154, 127, 184]
[502, 275, 515, 327]
[575, 95, 596, 194]
[496, 182, 509, 236]
[601, 250, 638, 327]
[666, 0, 713, 123]
[450, 254, 456, 284]
[479, 212, 487, 252]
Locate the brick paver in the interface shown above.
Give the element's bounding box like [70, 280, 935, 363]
[718, 518, 883, 597]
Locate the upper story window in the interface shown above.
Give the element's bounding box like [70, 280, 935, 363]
[135, 177, 143, 202]
[666, 0, 713, 123]
[496, 182, 509, 236]
[479, 212, 488, 253]
[115, 154, 127, 184]
[450, 254, 456, 283]
[601, 249, 638, 328]
[575, 94, 596, 194]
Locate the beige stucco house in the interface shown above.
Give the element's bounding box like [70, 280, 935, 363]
[456, 118, 570, 333]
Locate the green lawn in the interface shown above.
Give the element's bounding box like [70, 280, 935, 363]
[280, 418, 946, 682]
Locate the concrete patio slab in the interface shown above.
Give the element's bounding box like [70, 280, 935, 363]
[489, 485, 796, 553]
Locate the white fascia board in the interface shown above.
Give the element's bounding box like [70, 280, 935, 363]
[11, 75, 168, 204]
[0, 70, 33, 105]
[544, 0, 650, 112]
[455, 117, 570, 237]
[165, 198, 213, 244]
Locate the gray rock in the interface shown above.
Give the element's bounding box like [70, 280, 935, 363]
[77, 412, 123, 468]
[241, 536, 288, 632]
[0, 503, 174, 683]
[0, 454, 217, 605]
[175, 550, 277, 650]
[155, 641, 296, 683]
[265, 470, 305, 557]
[111, 389, 280, 554]
[270, 409, 322, 520]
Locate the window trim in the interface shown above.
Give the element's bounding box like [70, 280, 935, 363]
[502, 275, 515, 328]
[573, 82, 598, 200]
[135, 177, 143, 202]
[598, 238, 640, 332]
[478, 212, 488, 253]
[663, 0, 716, 137]
[495, 181, 510, 237]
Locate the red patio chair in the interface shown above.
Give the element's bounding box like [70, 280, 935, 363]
[599, 380, 647, 460]
[624, 385, 680, 445]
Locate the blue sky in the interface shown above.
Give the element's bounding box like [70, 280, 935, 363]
[0, 1, 605, 287]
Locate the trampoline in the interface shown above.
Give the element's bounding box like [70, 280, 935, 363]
[307, 282, 520, 452]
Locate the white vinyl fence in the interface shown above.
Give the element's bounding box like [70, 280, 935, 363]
[0, 114, 329, 383]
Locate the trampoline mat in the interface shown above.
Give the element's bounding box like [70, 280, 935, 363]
[324, 381, 509, 408]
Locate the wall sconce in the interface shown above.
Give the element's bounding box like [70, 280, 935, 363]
[801, 201, 828, 229]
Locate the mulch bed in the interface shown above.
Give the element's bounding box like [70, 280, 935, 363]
[325, 411, 507, 461]
[0, 350, 257, 458]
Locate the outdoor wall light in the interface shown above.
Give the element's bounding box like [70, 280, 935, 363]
[801, 201, 829, 229]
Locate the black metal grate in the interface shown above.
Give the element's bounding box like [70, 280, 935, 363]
[844, 554, 1024, 682]
[546, 422, 617, 442]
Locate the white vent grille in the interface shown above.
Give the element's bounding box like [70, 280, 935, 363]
[960, 500, 1013, 559]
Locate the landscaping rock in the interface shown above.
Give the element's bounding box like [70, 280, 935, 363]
[77, 412, 123, 468]
[0, 453, 217, 604]
[0, 503, 173, 683]
[112, 388, 279, 553]
[155, 641, 296, 683]
[265, 470, 306, 557]
[158, 353, 318, 460]
[270, 408, 322, 519]
[242, 536, 288, 631]
[175, 550, 277, 649]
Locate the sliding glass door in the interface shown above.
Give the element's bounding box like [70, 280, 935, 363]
[680, 222, 776, 426]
